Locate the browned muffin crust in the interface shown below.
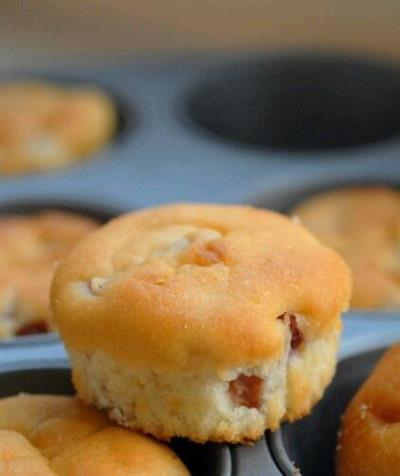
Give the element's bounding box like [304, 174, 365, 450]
[51, 204, 351, 443]
[52, 203, 351, 372]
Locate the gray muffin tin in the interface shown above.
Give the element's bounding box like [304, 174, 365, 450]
[0, 50, 400, 474]
[269, 333, 400, 476]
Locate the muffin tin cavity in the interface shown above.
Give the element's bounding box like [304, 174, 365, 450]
[0, 361, 232, 476]
[252, 177, 400, 213]
[170, 439, 231, 476]
[268, 347, 386, 476]
[0, 199, 119, 224]
[186, 53, 400, 153]
[0, 361, 73, 396]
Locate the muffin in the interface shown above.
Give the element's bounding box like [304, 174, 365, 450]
[337, 343, 400, 476]
[51, 203, 351, 443]
[293, 186, 400, 310]
[0, 211, 98, 338]
[0, 81, 116, 175]
[0, 394, 188, 475]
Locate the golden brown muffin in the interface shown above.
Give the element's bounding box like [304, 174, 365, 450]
[0, 81, 116, 175]
[0, 394, 189, 475]
[336, 343, 400, 476]
[0, 211, 98, 338]
[293, 186, 400, 310]
[51, 203, 351, 443]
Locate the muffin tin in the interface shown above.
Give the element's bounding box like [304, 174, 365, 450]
[0, 50, 400, 474]
[269, 329, 400, 476]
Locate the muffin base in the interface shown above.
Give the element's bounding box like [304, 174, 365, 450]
[70, 331, 339, 443]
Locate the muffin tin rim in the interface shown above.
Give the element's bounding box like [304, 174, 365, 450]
[181, 49, 400, 157]
[0, 54, 399, 206]
[0, 332, 59, 348]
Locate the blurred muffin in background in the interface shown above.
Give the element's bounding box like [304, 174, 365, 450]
[337, 343, 400, 476]
[0, 81, 116, 175]
[0, 211, 98, 338]
[293, 186, 400, 310]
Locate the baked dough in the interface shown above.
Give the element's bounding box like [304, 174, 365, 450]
[51, 203, 351, 442]
[0, 81, 116, 175]
[337, 343, 400, 476]
[0, 394, 188, 475]
[294, 186, 400, 309]
[0, 211, 98, 338]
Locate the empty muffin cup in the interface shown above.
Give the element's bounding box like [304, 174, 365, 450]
[186, 53, 400, 153]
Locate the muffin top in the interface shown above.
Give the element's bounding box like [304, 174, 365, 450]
[51, 203, 351, 372]
[0, 394, 188, 475]
[0, 81, 116, 175]
[0, 211, 98, 338]
[293, 186, 400, 309]
[337, 343, 400, 476]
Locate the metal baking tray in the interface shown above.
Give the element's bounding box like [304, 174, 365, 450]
[268, 327, 400, 475]
[0, 50, 399, 473]
[1, 320, 398, 475]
